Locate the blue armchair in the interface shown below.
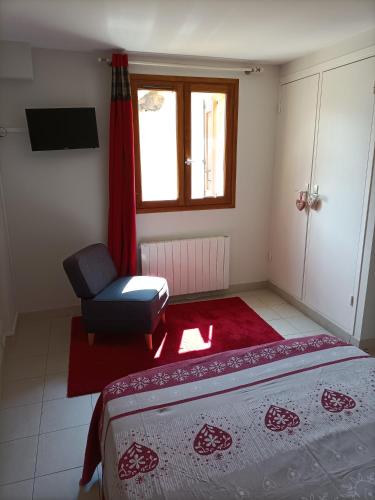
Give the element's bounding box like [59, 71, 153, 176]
[63, 243, 169, 350]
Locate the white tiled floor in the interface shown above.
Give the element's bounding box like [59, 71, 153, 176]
[0, 288, 330, 499]
[0, 311, 99, 500]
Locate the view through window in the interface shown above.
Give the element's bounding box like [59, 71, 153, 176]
[131, 75, 238, 212]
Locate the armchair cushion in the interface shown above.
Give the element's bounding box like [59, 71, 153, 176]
[82, 275, 169, 334]
[95, 275, 167, 302]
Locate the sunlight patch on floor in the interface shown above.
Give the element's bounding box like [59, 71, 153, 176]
[178, 325, 213, 354]
[154, 332, 168, 359]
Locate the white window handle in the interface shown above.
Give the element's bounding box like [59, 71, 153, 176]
[185, 158, 205, 166]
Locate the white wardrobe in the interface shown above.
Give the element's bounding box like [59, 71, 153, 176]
[270, 53, 375, 339]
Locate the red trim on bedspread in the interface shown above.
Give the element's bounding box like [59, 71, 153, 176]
[105, 355, 369, 425]
[102, 334, 345, 403]
[79, 334, 353, 485]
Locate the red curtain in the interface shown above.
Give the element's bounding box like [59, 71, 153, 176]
[108, 54, 137, 276]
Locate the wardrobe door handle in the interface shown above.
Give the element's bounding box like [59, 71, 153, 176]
[308, 185, 320, 210]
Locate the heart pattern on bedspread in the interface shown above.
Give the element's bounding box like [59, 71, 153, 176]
[193, 424, 233, 455]
[265, 405, 300, 432]
[118, 442, 159, 480]
[321, 389, 356, 413]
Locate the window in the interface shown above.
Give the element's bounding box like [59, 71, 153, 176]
[131, 75, 239, 212]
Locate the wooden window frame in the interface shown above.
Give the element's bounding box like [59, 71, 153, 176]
[131, 74, 239, 213]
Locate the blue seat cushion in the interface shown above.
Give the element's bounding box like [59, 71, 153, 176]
[81, 276, 169, 334]
[94, 276, 167, 302]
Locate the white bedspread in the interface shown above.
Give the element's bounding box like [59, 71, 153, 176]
[83, 334, 375, 499]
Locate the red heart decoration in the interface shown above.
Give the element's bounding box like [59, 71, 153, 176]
[296, 199, 306, 211]
[265, 405, 300, 432]
[193, 423, 233, 455]
[321, 389, 356, 413]
[118, 442, 159, 480]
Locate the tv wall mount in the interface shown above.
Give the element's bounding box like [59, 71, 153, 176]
[0, 127, 25, 138]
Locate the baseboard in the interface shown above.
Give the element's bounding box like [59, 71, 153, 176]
[15, 282, 268, 316]
[268, 282, 357, 346]
[169, 281, 268, 304]
[229, 281, 269, 293]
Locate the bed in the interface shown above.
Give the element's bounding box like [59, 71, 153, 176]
[81, 334, 375, 499]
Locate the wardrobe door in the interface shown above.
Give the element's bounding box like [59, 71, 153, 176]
[270, 75, 319, 299]
[304, 57, 375, 332]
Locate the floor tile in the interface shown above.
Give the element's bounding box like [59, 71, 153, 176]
[49, 317, 71, 355]
[286, 329, 330, 339]
[0, 287, 327, 495]
[40, 396, 92, 433]
[46, 351, 69, 375]
[0, 403, 41, 442]
[270, 303, 303, 318]
[286, 315, 324, 332]
[283, 331, 317, 339]
[0, 479, 33, 499]
[2, 355, 46, 382]
[36, 425, 89, 476]
[254, 289, 285, 306]
[251, 307, 281, 321]
[33, 467, 100, 500]
[268, 319, 300, 336]
[238, 292, 265, 309]
[313, 330, 330, 338]
[5, 330, 50, 359]
[0, 377, 44, 409]
[16, 317, 50, 340]
[0, 436, 38, 485]
[43, 373, 68, 401]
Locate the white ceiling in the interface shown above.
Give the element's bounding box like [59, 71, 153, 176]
[1, 0, 375, 63]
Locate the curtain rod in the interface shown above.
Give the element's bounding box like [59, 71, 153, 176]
[97, 57, 263, 74]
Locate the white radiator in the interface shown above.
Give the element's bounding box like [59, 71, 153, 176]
[140, 236, 230, 296]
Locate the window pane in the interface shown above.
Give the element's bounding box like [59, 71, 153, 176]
[138, 90, 178, 201]
[191, 92, 226, 199]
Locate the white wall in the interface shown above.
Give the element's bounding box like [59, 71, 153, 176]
[0, 167, 17, 378]
[133, 63, 279, 290]
[0, 181, 16, 334]
[0, 41, 33, 80]
[0, 48, 279, 313]
[0, 49, 110, 312]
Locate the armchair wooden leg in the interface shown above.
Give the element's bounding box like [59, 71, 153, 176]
[145, 333, 153, 351]
[88, 333, 95, 346]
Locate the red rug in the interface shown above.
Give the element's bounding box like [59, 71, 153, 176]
[67, 297, 282, 397]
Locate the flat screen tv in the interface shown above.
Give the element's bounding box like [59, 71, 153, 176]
[25, 107, 99, 151]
